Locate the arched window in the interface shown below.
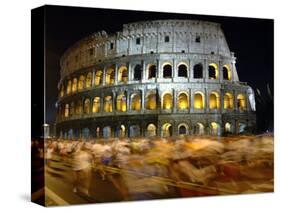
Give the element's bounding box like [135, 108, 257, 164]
[178, 92, 189, 110]
[209, 92, 220, 109]
[105, 67, 115, 85]
[96, 127, 100, 138]
[60, 85, 65, 97]
[116, 93, 127, 112]
[162, 123, 172, 137]
[178, 123, 189, 135]
[223, 65, 231, 80]
[225, 122, 232, 133]
[78, 75, 85, 90]
[148, 64, 156, 79]
[145, 92, 157, 110]
[208, 63, 218, 79]
[193, 63, 203, 79]
[119, 125, 126, 137]
[178, 64, 188, 78]
[146, 123, 156, 137]
[237, 93, 246, 111]
[103, 126, 112, 138]
[104, 95, 113, 112]
[86, 72, 92, 88]
[210, 122, 220, 135]
[67, 80, 72, 94]
[94, 70, 103, 86]
[163, 64, 172, 78]
[224, 92, 234, 109]
[118, 66, 128, 83]
[75, 100, 83, 115]
[131, 93, 141, 111]
[72, 78, 77, 92]
[64, 104, 69, 118]
[92, 97, 100, 113]
[82, 128, 90, 139]
[70, 102, 75, 116]
[129, 125, 140, 137]
[84, 98, 91, 114]
[195, 122, 204, 135]
[133, 64, 142, 80]
[194, 92, 205, 109]
[162, 93, 173, 109]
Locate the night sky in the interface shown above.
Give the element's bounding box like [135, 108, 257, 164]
[45, 5, 273, 131]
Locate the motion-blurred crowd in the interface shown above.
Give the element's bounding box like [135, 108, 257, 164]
[32, 134, 274, 200]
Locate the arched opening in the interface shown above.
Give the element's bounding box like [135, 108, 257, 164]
[82, 128, 90, 139]
[131, 93, 141, 111]
[94, 70, 103, 86]
[72, 78, 77, 92]
[119, 125, 126, 137]
[104, 95, 113, 112]
[68, 129, 73, 140]
[193, 63, 203, 79]
[208, 63, 218, 79]
[129, 125, 140, 137]
[194, 92, 205, 109]
[133, 64, 142, 80]
[116, 93, 127, 112]
[238, 122, 247, 133]
[237, 93, 247, 111]
[162, 93, 173, 109]
[178, 123, 189, 135]
[146, 123, 157, 137]
[96, 127, 100, 138]
[195, 123, 204, 135]
[178, 92, 189, 110]
[148, 64, 157, 79]
[103, 126, 112, 138]
[209, 92, 220, 109]
[78, 75, 85, 90]
[105, 67, 115, 85]
[60, 85, 64, 97]
[145, 92, 157, 110]
[75, 100, 83, 115]
[224, 92, 234, 109]
[92, 97, 100, 113]
[162, 123, 173, 137]
[210, 122, 220, 136]
[163, 64, 172, 78]
[64, 104, 69, 118]
[178, 64, 188, 78]
[84, 98, 91, 114]
[86, 72, 92, 88]
[67, 80, 72, 94]
[225, 122, 232, 133]
[223, 65, 232, 80]
[69, 102, 75, 117]
[118, 66, 128, 83]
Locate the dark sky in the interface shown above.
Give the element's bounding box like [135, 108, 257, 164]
[45, 5, 273, 125]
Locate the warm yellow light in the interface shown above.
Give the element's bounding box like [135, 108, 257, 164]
[78, 75, 85, 90]
[146, 94, 157, 110]
[86, 72, 92, 88]
[92, 97, 100, 113]
[118, 66, 128, 82]
[224, 93, 234, 109]
[162, 93, 173, 110]
[178, 93, 189, 110]
[131, 94, 141, 111]
[237, 94, 246, 110]
[106, 68, 115, 85]
[194, 93, 204, 109]
[104, 96, 113, 112]
[95, 70, 103, 86]
[209, 92, 220, 109]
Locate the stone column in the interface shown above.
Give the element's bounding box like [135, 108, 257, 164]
[173, 89, 177, 113]
[142, 60, 146, 81]
[141, 89, 145, 111]
[126, 91, 130, 112]
[172, 58, 176, 81]
[114, 64, 118, 85]
[157, 59, 161, 79]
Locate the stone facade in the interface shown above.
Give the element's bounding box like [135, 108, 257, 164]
[55, 20, 256, 139]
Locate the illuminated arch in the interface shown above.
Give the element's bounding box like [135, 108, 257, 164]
[92, 97, 100, 113]
[72, 78, 77, 92]
[131, 93, 141, 111]
[104, 95, 113, 112]
[194, 91, 205, 109]
[60, 85, 65, 97]
[119, 124, 126, 137]
[84, 98, 91, 114]
[209, 91, 220, 109]
[162, 123, 173, 137]
[193, 63, 203, 79]
[225, 122, 232, 133]
[64, 104, 69, 118]
[178, 123, 189, 135]
[66, 80, 72, 94]
[224, 92, 234, 109]
[208, 63, 219, 79]
[105, 67, 115, 85]
[147, 64, 157, 79]
[78, 75, 85, 90]
[162, 63, 172, 78]
[177, 92, 189, 110]
[145, 91, 157, 110]
[118, 65, 128, 83]
[146, 123, 157, 137]
[162, 92, 173, 110]
[116, 93, 127, 112]
[195, 122, 204, 135]
[223, 65, 232, 80]
[210, 122, 220, 135]
[85, 72, 92, 88]
[75, 100, 83, 115]
[237, 93, 247, 111]
[178, 63, 188, 78]
[94, 70, 103, 86]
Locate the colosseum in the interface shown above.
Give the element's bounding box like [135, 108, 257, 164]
[55, 19, 256, 139]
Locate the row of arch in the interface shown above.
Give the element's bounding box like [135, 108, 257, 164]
[59, 90, 247, 118]
[59, 62, 232, 98]
[59, 121, 248, 139]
